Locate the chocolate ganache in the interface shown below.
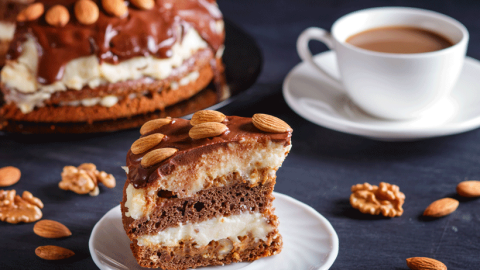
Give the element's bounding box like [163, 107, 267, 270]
[126, 116, 292, 189]
[7, 0, 224, 84]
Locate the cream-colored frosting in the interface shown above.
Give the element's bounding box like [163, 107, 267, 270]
[124, 184, 147, 220]
[136, 212, 273, 247]
[56, 70, 200, 108]
[1, 28, 207, 113]
[0, 22, 15, 40]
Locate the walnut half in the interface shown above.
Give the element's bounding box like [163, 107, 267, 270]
[0, 190, 44, 224]
[350, 182, 405, 217]
[59, 163, 116, 196]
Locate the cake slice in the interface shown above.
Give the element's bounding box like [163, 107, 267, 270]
[121, 111, 292, 269]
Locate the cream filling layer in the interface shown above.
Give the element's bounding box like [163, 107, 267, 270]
[57, 71, 200, 108]
[124, 140, 291, 220]
[149, 140, 291, 198]
[1, 28, 209, 113]
[0, 22, 15, 40]
[136, 212, 273, 247]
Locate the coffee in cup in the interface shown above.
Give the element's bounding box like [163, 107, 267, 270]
[297, 7, 469, 120]
[346, 26, 454, 54]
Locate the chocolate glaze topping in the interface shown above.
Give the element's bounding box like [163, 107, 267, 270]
[7, 0, 224, 84]
[126, 116, 292, 188]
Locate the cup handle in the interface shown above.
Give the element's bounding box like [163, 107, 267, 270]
[297, 27, 344, 90]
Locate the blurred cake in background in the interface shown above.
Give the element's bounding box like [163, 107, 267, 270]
[0, 0, 226, 125]
[0, 0, 32, 67]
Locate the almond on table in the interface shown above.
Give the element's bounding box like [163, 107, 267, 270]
[35, 245, 75, 260]
[423, 198, 459, 218]
[34, 220, 72, 238]
[456, 180, 480, 197]
[406, 257, 447, 270]
[0, 166, 21, 187]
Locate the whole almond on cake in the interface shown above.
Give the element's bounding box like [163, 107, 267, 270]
[252, 113, 292, 133]
[17, 3, 44, 21]
[75, 0, 99, 25]
[131, 133, 165, 154]
[131, 0, 155, 10]
[102, 0, 128, 17]
[45, 5, 70, 27]
[190, 110, 226, 126]
[189, 122, 228, 139]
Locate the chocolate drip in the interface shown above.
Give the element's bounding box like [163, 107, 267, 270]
[126, 116, 292, 188]
[7, 0, 224, 84]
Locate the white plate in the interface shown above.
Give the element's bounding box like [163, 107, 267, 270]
[283, 51, 480, 141]
[89, 192, 339, 270]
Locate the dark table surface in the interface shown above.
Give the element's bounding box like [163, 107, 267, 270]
[1, 0, 480, 269]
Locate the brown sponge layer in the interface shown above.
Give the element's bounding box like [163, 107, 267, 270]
[121, 177, 276, 240]
[130, 231, 283, 269]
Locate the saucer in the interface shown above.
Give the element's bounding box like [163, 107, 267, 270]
[283, 51, 480, 141]
[89, 192, 339, 270]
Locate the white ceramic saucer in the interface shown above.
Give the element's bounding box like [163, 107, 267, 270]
[283, 51, 480, 141]
[89, 192, 339, 270]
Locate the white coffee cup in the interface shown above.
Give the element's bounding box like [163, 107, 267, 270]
[297, 7, 468, 120]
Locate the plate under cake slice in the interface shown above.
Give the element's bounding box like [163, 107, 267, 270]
[121, 111, 293, 269]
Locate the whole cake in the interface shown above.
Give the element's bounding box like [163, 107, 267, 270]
[0, 0, 226, 125]
[121, 110, 292, 269]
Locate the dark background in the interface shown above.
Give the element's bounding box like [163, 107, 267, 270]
[1, 0, 480, 269]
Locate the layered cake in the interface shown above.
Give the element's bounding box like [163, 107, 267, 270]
[0, 0, 225, 125]
[121, 111, 293, 269]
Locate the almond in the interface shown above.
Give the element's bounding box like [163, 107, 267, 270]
[131, 0, 154, 10]
[102, 0, 128, 17]
[0, 166, 21, 187]
[141, 148, 178, 167]
[34, 220, 72, 238]
[406, 257, 447, 270]
[252, 113, 292, 133]
[140, 118, 172, 135]
[35, 245, 75, 260]
[17, 3, 44, 22]
[190, 110, 226, 126]
[189, 122, 227, 140]
[456, 180, 480, 197]
[45, 5, 70, 27]
[75, 0, 99, 25]
[423, 198, 459, 217]
[131, 133, 165, 154]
